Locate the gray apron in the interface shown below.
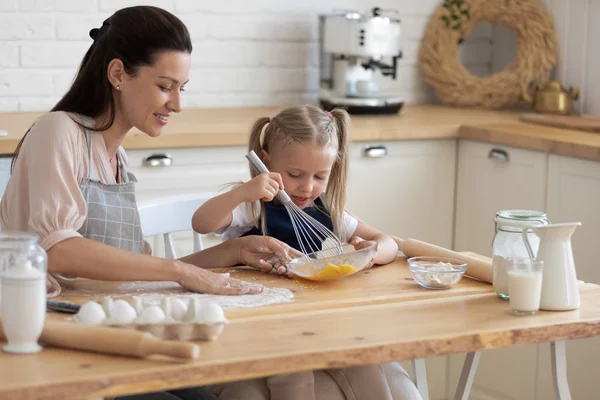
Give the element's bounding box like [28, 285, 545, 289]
[77, 131, 145, 253]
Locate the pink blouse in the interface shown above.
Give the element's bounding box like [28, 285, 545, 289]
[0, 111, 151, 254]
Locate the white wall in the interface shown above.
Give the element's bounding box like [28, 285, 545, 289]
[0, 0, 494, 112]
[545, 0, 600, 116]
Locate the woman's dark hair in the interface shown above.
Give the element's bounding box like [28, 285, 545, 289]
[12, 5, 192, 171]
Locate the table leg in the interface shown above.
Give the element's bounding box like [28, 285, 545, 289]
[551, 341, 572, 400]
[411, 358, 429, 400]
[453, 351, 481, 400]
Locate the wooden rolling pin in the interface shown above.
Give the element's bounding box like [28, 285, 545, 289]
[0, 317, 200, 360]
[393, 237, 493, 284]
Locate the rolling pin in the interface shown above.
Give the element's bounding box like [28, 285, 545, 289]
[0, 317, 200, 360]
[393, 237, 493, 284]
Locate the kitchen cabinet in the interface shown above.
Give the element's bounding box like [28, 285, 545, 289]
[449, 139, 548, 400]
[534, 153, 600, 400]
[129, 139, 458, 259]
[347, 140, 456, 249]
[128, 145, 251, 257]
[453, 140, 548, 257]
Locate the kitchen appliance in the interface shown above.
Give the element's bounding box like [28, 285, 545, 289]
[318, 7, 403, 114]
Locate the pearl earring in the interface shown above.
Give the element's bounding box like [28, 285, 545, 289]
[116, 85, 120, 90]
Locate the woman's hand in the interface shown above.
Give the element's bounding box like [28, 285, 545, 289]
[237, 172, 284, 203]
[233, 236, 303, 277]
[349, 236, 378, 269]
[176, 260, 264, 295]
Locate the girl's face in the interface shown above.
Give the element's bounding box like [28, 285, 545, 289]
[120, 50, 190, 137]
[263, 140, 337, 209]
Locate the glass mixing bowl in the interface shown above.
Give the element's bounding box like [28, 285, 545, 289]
[286, 242, 377, 281]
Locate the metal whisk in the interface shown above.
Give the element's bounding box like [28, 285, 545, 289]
[245, 150, 344, 259]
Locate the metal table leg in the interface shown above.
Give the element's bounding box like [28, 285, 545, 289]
[551, 341, 572, 400]
[411, 358, 429, 400]
[453, 351, 481, 400]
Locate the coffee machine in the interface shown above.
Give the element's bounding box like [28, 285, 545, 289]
[318, 7, 403, 114]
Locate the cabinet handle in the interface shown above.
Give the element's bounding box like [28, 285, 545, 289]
[142, 153, 173, 167]
[363, 145, 388, 158]
[488, 148, 509, 162]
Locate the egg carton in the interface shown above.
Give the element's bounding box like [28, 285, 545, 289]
[103, 319, 227, 341]
[74, 295, 228, 341]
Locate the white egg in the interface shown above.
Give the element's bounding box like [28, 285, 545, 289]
[199, 302, 226, 325]
[108, 299, 137, 324]
[137, 305, 166, 324]
[170, 298, 188, 321]
[75, 301, 106, 324]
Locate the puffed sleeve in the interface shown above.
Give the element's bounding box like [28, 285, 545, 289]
[1, 112, 88, 251]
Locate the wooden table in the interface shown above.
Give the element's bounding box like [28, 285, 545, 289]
[1, 258, 599, 400]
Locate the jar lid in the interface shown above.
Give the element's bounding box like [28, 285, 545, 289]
[1, 260, 45, 281]
[495, 209, 549, 228]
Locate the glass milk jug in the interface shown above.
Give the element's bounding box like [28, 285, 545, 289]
[492, 210, 549, 299]
[0, 233, 48, 353]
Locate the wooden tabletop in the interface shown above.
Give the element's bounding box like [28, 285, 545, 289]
[1, 257, 600, 399]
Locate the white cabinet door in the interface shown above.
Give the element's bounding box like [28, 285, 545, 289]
[127, 146, 249, 257]
[454, 140, 548, 257]
[534, 154, 600, 400]
[346, 140, 456, 249]
[449, 140, 548, 400]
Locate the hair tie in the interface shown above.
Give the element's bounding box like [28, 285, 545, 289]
[89, 19, 110, 41]
[327, 112, 333, 119]
[269, 116, 274, 122]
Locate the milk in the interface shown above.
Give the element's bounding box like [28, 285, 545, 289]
[1, 261, 46, 353]
[508, 269, 543, 315]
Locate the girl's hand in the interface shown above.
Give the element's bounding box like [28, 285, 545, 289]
[349, 236, 378, 269]
[238, 172, 284, 203]
[177, 261, 265, 295]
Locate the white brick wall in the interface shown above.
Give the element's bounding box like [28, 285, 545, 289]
[0, 0, 495, 111]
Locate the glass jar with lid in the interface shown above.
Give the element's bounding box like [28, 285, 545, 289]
[492, 210, 549, 299]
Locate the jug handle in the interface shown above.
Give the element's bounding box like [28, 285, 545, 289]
[521, 227, 536, 259]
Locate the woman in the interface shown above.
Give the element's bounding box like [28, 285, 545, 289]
[0, 6, 422, 400]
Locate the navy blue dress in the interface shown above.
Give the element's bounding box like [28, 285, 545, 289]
[241, 197, 334, 254]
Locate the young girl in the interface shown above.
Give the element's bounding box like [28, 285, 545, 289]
[192, 104, 398, 271]
[193, 105, 421, 400]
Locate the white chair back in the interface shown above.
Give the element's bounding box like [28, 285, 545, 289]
[137, 193, 214, 259]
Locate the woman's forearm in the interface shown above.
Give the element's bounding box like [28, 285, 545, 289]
[179, 238, 240, 268]
[48, 237, 182, 281]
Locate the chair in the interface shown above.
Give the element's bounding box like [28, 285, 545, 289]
[137, 193, 215, 259]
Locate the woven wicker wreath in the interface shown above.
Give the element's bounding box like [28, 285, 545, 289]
[418, 0, 558, 109]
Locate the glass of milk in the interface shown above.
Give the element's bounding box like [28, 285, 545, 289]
[507, 258, 544, 316]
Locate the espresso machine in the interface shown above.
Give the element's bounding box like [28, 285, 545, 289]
[318, 7, 403, 114]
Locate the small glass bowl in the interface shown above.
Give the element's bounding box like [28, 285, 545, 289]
[407, 256, 467, 290]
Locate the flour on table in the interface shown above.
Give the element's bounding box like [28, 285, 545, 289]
[136, 286, 294, 310]
[63, 278, 294, 310]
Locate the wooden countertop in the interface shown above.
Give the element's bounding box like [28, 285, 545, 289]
[2, 104, 600, 162]
[2, 257, 600, 399]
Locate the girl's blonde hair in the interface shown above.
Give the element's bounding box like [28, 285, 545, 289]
[247, 104, 351, 238]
